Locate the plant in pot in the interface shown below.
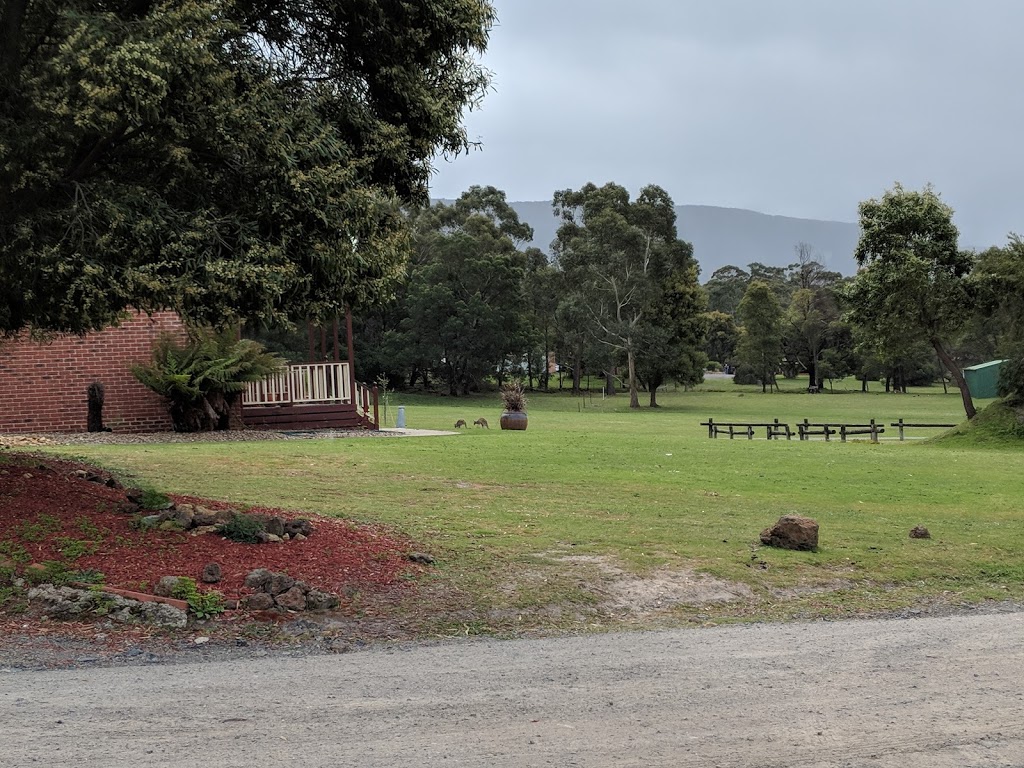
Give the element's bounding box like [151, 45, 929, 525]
[499, 381, 528, 431]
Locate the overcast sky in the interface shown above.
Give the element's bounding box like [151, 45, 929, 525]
[429, 0, 1024, 249]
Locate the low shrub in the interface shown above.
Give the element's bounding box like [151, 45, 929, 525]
[220, 513, 265, 544]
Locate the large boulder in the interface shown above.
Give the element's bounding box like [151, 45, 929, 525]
[759, 515, 819, 551]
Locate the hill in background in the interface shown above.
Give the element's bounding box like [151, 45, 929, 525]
[448, 200, 861, 279]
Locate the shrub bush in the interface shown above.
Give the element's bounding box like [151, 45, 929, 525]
[220, 513, 266, 544]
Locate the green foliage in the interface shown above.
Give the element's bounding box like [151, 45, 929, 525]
[998, 356, 1024, 405]
[132, 328, 284, 431]
[171, 577, 226, 619]
[0, 1, 496, 335]
[55, 537, 98, 560]
[704, 265, 750, 316]
[704, 311, 740, 366]
[552, 183, 706, 408]
[17, 514, 61, 542]
[23, 561, 74, 585]
[736, 281, 784, 392]
[138, 489, 172, 511]
[220, 513, 266, 544]
[397, 187, 533, 395]
[845, 184, 976, 417]
[0, 541, 31, 565]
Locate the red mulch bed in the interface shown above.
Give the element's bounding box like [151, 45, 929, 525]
[0, 454, 425, 601]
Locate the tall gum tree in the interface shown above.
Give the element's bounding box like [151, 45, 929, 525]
[0, 0, 496, 335]
[552, 182, 703, 409]
[846, 184, 977, 419]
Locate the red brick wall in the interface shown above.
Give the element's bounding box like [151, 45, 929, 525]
[0, 312, 188, 433]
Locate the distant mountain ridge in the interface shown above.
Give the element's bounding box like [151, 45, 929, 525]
[437, 200, 861, 278]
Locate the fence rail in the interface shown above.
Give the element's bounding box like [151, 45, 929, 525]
[243, 362, 352, 406]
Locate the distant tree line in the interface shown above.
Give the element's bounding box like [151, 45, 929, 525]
[708, 185, 1024, 418]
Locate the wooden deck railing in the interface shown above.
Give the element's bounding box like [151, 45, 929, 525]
[243, 362, 352, 406]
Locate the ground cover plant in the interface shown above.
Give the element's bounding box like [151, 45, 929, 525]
[14, 380, 1024, 634]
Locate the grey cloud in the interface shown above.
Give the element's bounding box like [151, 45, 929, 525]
[433, 0, 1024, 247]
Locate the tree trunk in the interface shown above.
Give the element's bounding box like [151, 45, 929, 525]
[605, 371, 616, 396]
[648, 374, 663, 407]
[572, 356, 581, 395]
[627, 347, 640, 408]
[932, 337, 976, 419]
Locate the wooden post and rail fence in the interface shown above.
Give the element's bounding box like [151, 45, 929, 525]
[700, 418, 959, 443]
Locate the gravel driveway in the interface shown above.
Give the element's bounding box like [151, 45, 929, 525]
[4, 610, 1024, 768]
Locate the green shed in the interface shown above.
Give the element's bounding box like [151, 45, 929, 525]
[963, 359, 1008, 400]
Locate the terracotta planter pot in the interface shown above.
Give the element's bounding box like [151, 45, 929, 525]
[499, 410, 528, 430]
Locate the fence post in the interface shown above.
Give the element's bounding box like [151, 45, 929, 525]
[707, 418, 714, 439]
[870, 418, 879, 444]
[897, 418, 905, 441]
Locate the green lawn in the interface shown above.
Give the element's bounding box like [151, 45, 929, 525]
[29, 380, 1024, 629]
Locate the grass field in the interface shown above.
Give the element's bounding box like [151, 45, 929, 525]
[28, 377, 1024, 632]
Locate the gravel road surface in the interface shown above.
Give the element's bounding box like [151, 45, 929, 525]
[4, 611, 1024, 768]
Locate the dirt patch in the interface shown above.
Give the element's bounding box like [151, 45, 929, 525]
[548, 554, 754, 614]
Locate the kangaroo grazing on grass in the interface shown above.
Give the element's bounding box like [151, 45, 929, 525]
[454, 419, 468, 429]
[474, 418, 489, 429]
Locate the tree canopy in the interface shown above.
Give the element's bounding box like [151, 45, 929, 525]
[735, 280, 783, 392]
[845, 184, 977, 417]
[0, 0, 495, 335]
[397, 186, 532, 396]
[552, 182, 705, 408]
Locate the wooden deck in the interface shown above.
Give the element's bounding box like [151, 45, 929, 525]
[241, 362, 378, 430]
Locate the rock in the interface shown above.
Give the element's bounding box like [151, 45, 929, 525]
[243, 592, 275, 611]
[291, 581, 310, 594]
[139, 602, 188, 629]
[244, 568, 273, 591]
[158, 520, 182, 532]
[408, 552, 435, 564]
[191, 506, 223, 526]
[125, 487, 147, 505]
[190, 525, 220, 537]
[115, 501, 142, 515]
[200, 562, 222, 584]
[275, 586, 308, 611]
[154, 575, 183, 598]
[265, 533, 283, 543]
[213, 509, 236, 524]
[172, 505, 195, 529]
[284, 519, 313, 538]
[27, 584, 187, 629]
[268, 572, 295, 596]
[909, 526, 932, 539]
[305, 589, 340, 611]
[293, 533, 307, 542]
[138, 514, 162, 530]
[264, 516, 285, 537]
[759, 515, 819, 551]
